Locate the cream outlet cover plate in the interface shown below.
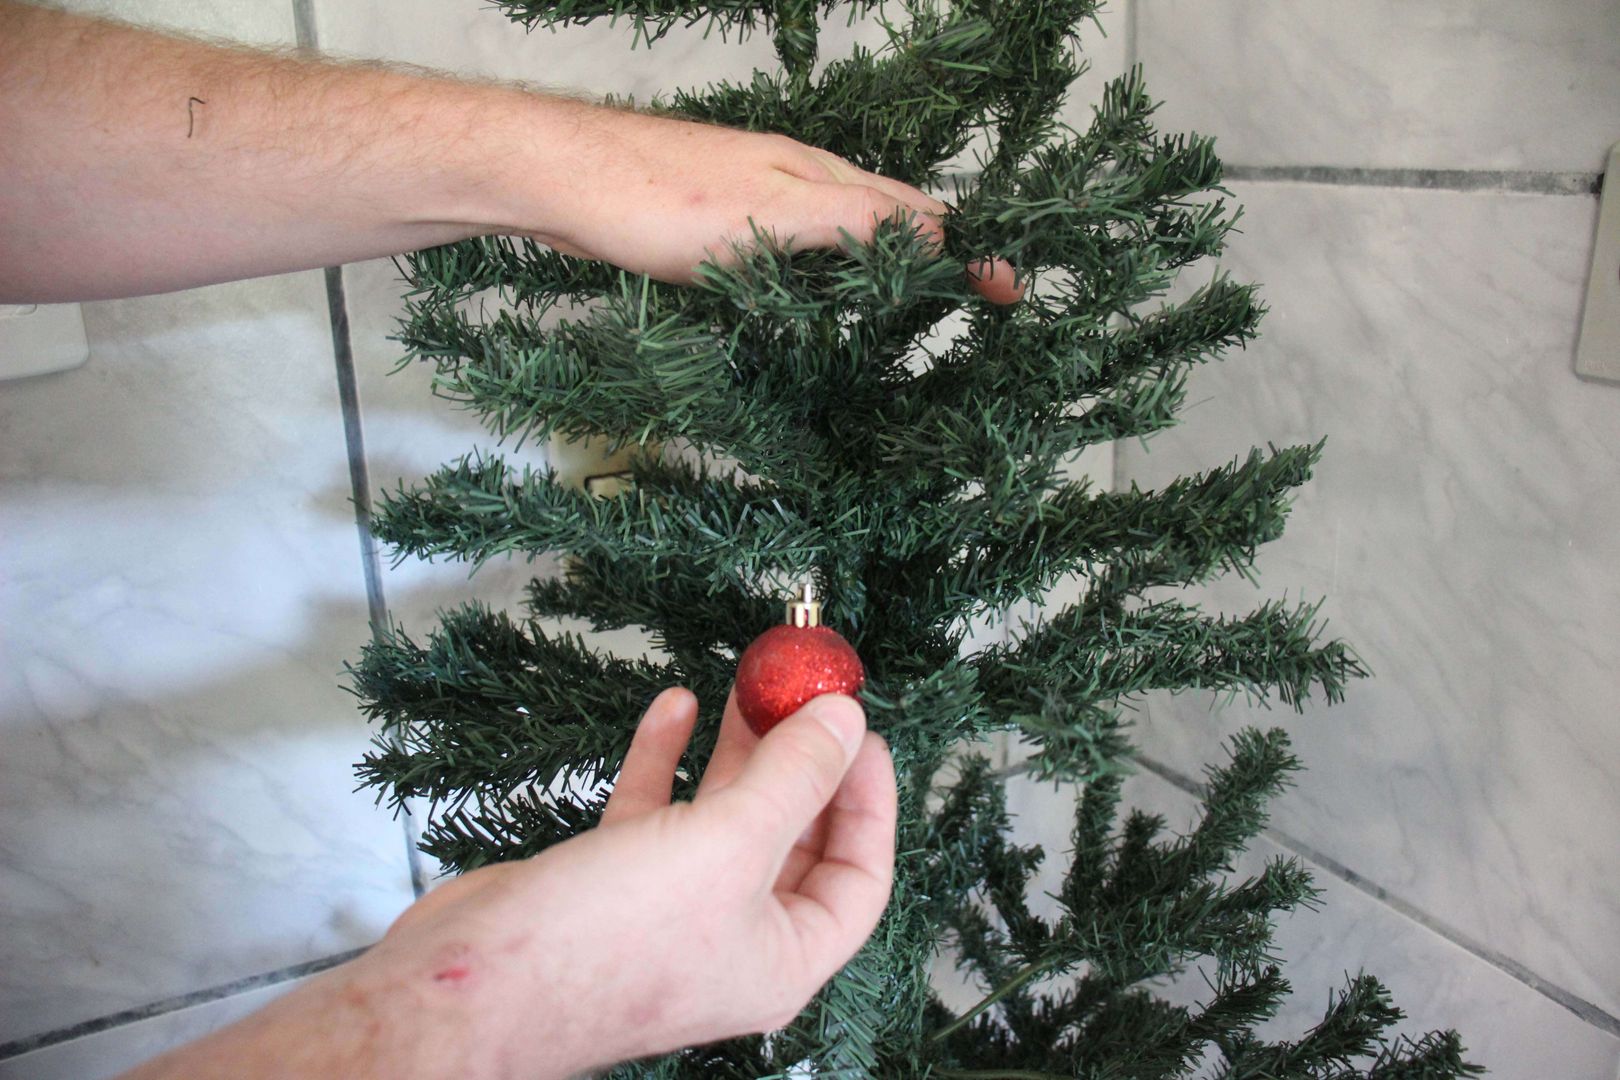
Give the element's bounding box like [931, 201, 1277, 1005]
[1576, 142, 1620, 384]
[0, 303, 91, 381]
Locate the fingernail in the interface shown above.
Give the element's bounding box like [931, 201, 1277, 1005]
[806, 694, 865, 754]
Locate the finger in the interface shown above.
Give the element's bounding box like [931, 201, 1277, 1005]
[769, 183, 929, 254]
[851, 167, 950, 221]
[792, 145, 950, 221]
[794, 150, 949, 249]
[838, 184, 947, 253]
[771, 177, 1013, 303]
[702, 694, 866, 865]
[694, 686, 758, 798]
[777, 732, 898, 971]
[967, 256, 1025, 304]
[600, 686, 699, 827]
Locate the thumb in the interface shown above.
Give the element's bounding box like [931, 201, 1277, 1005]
[708, 694, 867, 856]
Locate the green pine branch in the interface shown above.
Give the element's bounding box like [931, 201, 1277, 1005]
[371, 454, 848, 589]
[416, 784, 612, 872]
[527, 551, 777, 666]
[880, 276, 1263, 483]
[665, 0, 1098, 184]
[348, 604, 678, 813]
[880, 442, 1321, 631]
[394, 272, 829, 484]
[978, 593, 1368, 723]
[398, 234, 622, 310]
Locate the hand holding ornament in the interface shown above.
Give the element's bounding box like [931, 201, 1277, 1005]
[118, 589, 893, 1080]
[126, 686, 898, 1080]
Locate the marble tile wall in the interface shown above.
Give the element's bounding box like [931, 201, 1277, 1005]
[1098, 180, 1620, 1075]
[1135, 1, 1620, 173]
[0, 269, 416, 1054]
[1081, 3, 1620, 1077]
[0, 1, 416, 1070]
[0, 980, 305, 1080]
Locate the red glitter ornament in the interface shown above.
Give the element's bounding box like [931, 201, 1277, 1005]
[735, 582, 865, 737]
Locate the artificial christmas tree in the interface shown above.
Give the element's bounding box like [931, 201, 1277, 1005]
[347, 0, 1481, 1075]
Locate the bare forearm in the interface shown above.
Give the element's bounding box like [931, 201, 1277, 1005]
[0, 1, 582, 301]
[117, 935, 595, 1080]
[0, 3, 1024, 305]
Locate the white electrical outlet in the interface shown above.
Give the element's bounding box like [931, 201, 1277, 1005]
[1576, 142, 1620, 384]
[0, 302, 91, 380]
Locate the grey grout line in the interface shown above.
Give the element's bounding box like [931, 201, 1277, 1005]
[1123, 0, 1137, 73]
[289, 0, 318, 49]
[321, 266, 390, 637]
[943, 162, 1604, 199]
[1131, 752, 1620, 1041]
[318, 265, 427, 901]
[290, 0, 427, 902]
[1224, 163, 1603, 197]
[0, 948, 368, 1061]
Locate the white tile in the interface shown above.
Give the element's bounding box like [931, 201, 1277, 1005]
[997, 768, 1620, 1079]
[340, 257, 551, 628]
[1058, 0, 1130, 134]
[314, 0, 785, 102]
[0, 272, 416, 1042]
[53, 0, 291, 43]
[0, 979, 303, 1080]
[1113, 182, 1620, 1018]
[1137, 2, 1620, 173]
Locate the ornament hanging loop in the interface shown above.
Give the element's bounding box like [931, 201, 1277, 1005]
[785, 580, 821, 628]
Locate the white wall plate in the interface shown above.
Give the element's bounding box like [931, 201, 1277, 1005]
[1575, 142, 1620, 384]
[0, 303, 91, 381]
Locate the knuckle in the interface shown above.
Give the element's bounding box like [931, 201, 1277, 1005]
[854, 186, 888, 222]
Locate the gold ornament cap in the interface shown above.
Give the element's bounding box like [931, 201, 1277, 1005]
[785, 581, 821, 628]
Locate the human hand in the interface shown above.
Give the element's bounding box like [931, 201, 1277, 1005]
[364, 686, 896, 1079]
[517, 103, 1024, 304]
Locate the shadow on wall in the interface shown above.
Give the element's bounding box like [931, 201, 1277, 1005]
[0, 589, 406, 1044]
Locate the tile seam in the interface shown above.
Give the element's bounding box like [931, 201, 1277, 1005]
[320, 266, 390, 636]
[0, 948, 368, 1061]
[1132, 753, 1620, 1041]
[1222, 164, 1603, 197]
[320, 264, 427, 900]
[289, 0, 317, 49]
[1123, 0, 1137, 73]
[940, 165, 1603, 197]
[297, 65, 424, 885]
[291, 0, 425, 902]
